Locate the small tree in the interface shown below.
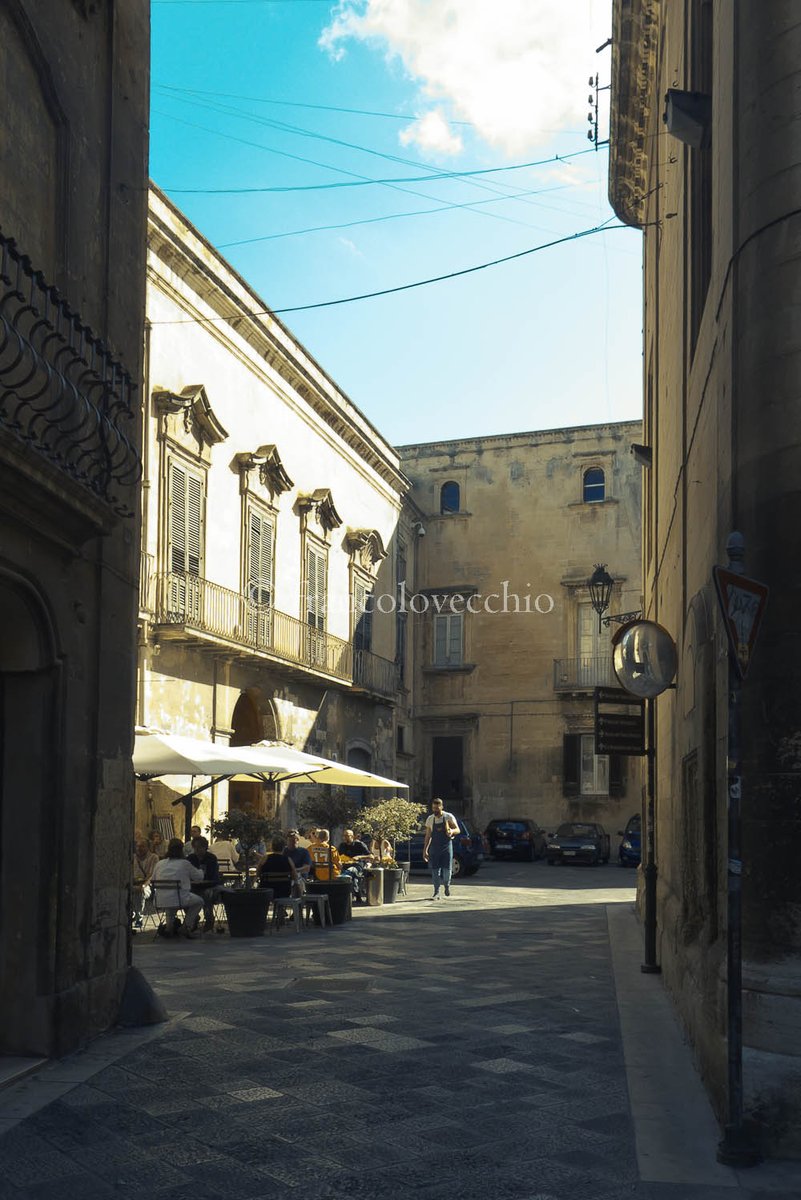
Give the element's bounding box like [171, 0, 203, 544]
[296, 787, 359, 838]
[358, 797, 426, 862]
[209, 810, 277, 888]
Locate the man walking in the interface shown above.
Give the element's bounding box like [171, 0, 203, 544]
[423, 797, 460, 899]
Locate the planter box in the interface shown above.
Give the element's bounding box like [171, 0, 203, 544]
[220, 888, 272, 937]
[382, 868, 402, 904]
[306, 878, 352, 924]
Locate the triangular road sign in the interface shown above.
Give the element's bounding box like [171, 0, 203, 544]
[712, 567, 769, 680]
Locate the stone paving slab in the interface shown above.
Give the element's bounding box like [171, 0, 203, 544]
[0, 867, 800, 1199]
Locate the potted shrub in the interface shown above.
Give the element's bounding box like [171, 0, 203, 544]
[209, 809, 277, 936]
[359, 797, 426, 903]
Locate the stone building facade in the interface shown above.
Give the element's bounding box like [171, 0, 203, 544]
[0, 1, 149, 1055]
[608, 0, 801, 1155]
[399, 422, 642, 835]
[138, 188, 416, 838]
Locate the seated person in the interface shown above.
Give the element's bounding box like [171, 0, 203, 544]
[256, 837, 299, 899]
[338, 829, 371, 859]
[132, 838, 159, 929]
[371, 836, 393, 861]
[209, 837, 241, 874]
[337, 828, 373, 902]
[285, 830, 313, 881]
[186, 836, 221, 931]
[149, 830, 166, 859]
[151, 838, 204, 937]
[183, 825, 202, 856]
[308, 828, 343, 882]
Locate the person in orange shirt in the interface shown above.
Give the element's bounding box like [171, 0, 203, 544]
[308, 828, 343, 882]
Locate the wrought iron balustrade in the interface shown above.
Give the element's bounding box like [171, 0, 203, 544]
[553, 656, 615, 691]
[154, 572, 352, 682]
[0, 231, 141, 514]
[353, 647, 399, 698]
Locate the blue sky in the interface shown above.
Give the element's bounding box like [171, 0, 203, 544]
[150, 0, 643, 445]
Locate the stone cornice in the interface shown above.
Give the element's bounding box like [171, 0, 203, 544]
[235, 445, 294, 497]
[608, 0, 660, 229]
[297, 488, 343, 533]
[147, 187, 409, 495]
[345, 528, 388, 574]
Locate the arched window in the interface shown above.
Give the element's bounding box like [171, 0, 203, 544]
[583, 467, 605, 503]
[440, 481, 460, 513]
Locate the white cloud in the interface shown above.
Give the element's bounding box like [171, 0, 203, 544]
[320, 0, 609, 156]
[399, 109, 463, 156]
[338, 237, 364, 257]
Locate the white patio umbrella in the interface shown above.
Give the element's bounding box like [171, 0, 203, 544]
[133, 728, 329, 780]
[250, 741, 408, 789]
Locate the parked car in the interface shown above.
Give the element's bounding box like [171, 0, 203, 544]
[546, 822, 610, 866]
[617, 813, 641, 867]
[485, 818, 547, 861]
[396, 816, 483, 877]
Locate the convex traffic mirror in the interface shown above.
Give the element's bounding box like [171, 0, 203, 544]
[612, 620, 678, 698]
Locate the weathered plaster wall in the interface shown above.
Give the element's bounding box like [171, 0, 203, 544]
[400, 422, 642, 835]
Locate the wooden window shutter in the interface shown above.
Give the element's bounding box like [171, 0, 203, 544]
[563, 733, 580, 797]
[248, 510, 274, 605]
[169, 462, 186, 575]
[354, 579, 373, 652]
[186, 473, 202, 577]
[306, 546, 326, 630]
[610, 754, 624, 798]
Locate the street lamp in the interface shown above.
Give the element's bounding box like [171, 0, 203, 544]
[588, 563, 614, 631]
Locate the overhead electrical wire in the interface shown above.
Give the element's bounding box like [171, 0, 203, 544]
[153, 108, 598, 237]
[215, 183, 575, 249]
[153, 82, 475, 126]
[149, 217, 630, 324]
[154, 84, 598, 220]
[164, 146, 598, 194]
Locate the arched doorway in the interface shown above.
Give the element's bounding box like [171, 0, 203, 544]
[228, 690, 277, 817]
[0, 573, 59, 1054]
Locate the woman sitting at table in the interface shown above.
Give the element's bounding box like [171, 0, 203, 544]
[256, 837, 299, 898]
[370, 836, 393, 861]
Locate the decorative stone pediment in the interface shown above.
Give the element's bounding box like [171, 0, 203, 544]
[235, 444, 294, 498]
[153, 384, 228, 459]
[297, 488, 343, 535]
[345, 528, 387, 575]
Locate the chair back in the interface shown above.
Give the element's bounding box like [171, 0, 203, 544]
[151, 879, 183, 910]
[261, 871, 292, 899]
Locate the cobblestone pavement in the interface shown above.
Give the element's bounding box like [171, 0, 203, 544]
[1, 863, 800, 1200]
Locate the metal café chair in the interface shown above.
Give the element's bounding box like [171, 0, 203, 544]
[150, 879, 189, 939]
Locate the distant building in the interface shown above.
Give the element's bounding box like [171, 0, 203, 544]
[608, 0, 801, 1155]
[138, 188, 416, 838]
[399, 422, 642, 835]
[0, 2, 149, 1054]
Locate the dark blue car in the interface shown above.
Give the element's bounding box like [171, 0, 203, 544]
[618, 813, 642, 867]
[396, 816, 483, 878]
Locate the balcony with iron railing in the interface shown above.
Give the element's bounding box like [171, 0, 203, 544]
[151, 571, 353, 684]
[352, 647, 399, 699]
[0, 232, 141, 516]
[553, 655, 615, 692]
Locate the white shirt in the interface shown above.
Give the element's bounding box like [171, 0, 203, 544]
[425, 812, 458, 833]
[151, 857, 204, 905]
[210, 840, 240, 870]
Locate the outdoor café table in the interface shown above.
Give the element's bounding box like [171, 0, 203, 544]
[305, 878, 352, 924]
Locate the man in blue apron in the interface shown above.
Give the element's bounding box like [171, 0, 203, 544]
[423, 797, 460, 899]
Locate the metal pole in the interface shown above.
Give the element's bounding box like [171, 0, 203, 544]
[641, 696, 660, 973]
[717, 532, 761, 1166]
